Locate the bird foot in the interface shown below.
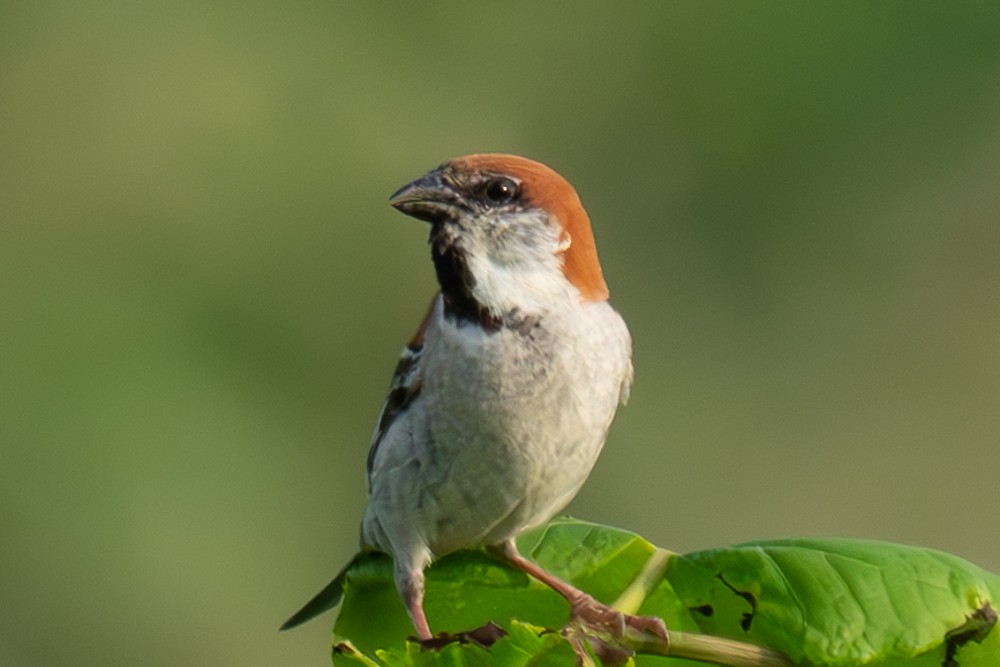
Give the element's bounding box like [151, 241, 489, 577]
[564, 595, 670, 665]
[570, 593, 668, 643]
[563, 595, 669, 666]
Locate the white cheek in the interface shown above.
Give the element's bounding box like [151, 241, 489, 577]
[457, 210, 575, 313]
[486, 211, 554, 257]
[468, 253, 572, 313]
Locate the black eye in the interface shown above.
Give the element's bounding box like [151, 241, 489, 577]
[484, 177, 518, 204]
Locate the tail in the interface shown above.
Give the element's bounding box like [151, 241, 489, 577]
[280, 553, 366, 631]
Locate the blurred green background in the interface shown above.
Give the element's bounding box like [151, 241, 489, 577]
[2, 2, 999, 666]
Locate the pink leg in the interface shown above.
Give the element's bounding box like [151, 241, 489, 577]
[397, 566, 433, 641]
[499, 541, 667, 640]
[500, 541, 592, 605]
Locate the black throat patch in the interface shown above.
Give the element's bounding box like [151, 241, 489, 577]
[429, 225, 538, 336]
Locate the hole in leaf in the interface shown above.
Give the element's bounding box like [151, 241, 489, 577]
[689, 604, 714, 617]
[416, 621, 508, 651]
[943, 602, 997, 667]
[717, 574, 757, 632]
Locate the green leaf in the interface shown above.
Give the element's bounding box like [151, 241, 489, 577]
[340, 622, 582, 667]
[672, 537, 1000, 666]
[326, 518, 998, 667]
[331, 518, 697, 665]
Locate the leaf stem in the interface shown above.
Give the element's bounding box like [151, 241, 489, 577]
[612, 547, 674, 615]
[630, 629, 792, 667]
[610, 545, 792, 667]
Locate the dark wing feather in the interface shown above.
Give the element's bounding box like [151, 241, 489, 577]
[365, 298, 435, 487]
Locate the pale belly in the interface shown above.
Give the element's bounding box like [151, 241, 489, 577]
[362, 301, 631, 559]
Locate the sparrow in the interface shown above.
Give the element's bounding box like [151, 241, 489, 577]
[283, 154, 661, 642]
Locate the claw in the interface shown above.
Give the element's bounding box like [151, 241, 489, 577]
[571, 593, 627, 636]
[571, 593, 669, 645]
[624, 614, 668, 643]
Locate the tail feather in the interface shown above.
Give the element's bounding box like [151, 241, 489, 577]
[280, 553, 365, 631]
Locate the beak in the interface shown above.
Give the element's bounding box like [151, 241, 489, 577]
[389, 169, 463, 223]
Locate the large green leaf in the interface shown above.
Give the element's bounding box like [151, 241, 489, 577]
[671, 538, 999, 666]
[325, 518, 998, 666]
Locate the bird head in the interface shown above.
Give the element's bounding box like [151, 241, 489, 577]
[390, 154, 609, 320]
